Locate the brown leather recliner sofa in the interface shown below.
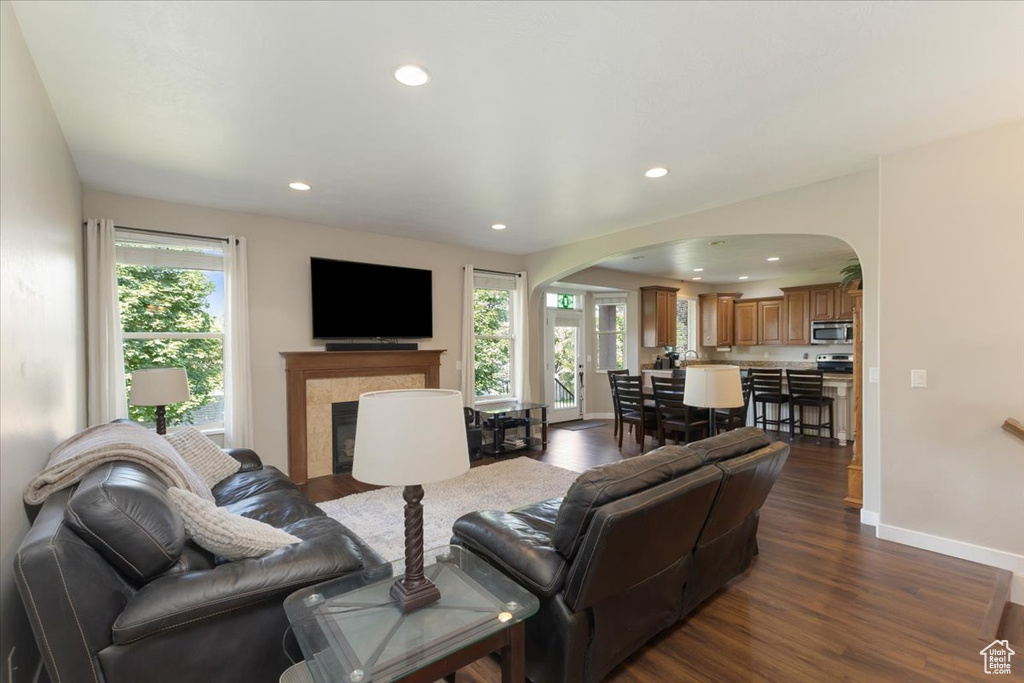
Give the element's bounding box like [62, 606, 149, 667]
[452, 427, 788, 683]
[15, 447, 387, 683]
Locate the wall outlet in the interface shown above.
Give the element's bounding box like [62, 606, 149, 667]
[910, 369, 927, 388]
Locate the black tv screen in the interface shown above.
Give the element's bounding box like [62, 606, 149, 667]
[310, 257, 433, 339]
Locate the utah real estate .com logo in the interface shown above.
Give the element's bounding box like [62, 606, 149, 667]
[980, 640, 1015, 675]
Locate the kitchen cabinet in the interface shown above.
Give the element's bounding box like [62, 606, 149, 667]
[758, 298, 784, 346]
[837, 286, 855, 319]
[640, 286, 678, 347]
[782, 289, 810, 345]
[734, 301, 758, 346]
[700, 293, 742, 347]
[810, 286, 836, 321]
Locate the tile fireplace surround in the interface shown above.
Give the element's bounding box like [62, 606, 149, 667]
[280, 350, 444, 483]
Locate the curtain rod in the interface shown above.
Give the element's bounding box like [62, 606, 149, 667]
[84, 222, 233, 244]
[466, 267, 521, 277]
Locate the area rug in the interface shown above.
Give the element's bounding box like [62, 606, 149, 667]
[317, 458, 583, 562]
[559, 420, 607, 431]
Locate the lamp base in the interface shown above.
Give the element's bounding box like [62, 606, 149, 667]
[390, 575, 441, 613]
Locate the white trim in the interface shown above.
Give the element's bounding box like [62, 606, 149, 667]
[860, 509, 879, 526]
[876, 523, 1024, 573]
[584, 412, 615, 420]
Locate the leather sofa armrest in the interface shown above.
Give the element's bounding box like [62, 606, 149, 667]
[452, 511, 568, 599]
[112, 532, 365, 644]
[224, 448, 263, 471]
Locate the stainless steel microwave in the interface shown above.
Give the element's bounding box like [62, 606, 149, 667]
[811, 320, 853, 344]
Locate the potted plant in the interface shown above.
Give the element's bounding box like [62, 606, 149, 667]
[840, 260, 862, 290]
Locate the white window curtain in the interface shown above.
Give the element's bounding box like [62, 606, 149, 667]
[460, 265, 476, 407]
[85, 218, 128, 424]
[512, 271, 531, 402]
[223, 235, 253, 447]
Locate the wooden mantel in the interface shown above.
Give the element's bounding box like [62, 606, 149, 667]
[281, 350, 444, 483]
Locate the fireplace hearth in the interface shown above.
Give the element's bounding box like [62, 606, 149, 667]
[332, 401, 359, 473]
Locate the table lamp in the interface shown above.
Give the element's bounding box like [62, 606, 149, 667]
[683, 365, 743, 436]
[353, 389, 469, 612]
[129, 368, 191, 435]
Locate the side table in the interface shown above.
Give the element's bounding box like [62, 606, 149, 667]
[284, 545, 539, 683]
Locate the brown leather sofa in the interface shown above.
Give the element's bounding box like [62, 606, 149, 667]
[15, 447, 386, 683]
[452, 427, 788, 683]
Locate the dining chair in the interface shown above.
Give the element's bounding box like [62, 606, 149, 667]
[606, 369, 630, 439]
[650, 375, 709, 446]
[749, 368, 790, 433]
[786, 369, 834, 442]
[713, 374, 753, 434]
[613, 375, 656, 452]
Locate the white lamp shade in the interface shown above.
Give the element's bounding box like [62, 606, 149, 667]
[129, 368, 191, 406]
[683, 365, 743, 409]
[352, 389, 470, 486]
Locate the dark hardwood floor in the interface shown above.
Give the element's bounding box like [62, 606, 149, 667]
[302, 422, 1008, 681]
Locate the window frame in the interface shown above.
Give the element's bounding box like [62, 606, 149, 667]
[593, 294, 627, 373]
[116, 232, 227, 432]
[472, 274, 518, 403]
[676, 296, 698, 353]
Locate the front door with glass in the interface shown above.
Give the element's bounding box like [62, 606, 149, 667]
[545, 308, 584, 423]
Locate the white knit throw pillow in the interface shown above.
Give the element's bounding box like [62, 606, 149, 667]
[167, 487, 301, 560]
[165, 427, 241, 488]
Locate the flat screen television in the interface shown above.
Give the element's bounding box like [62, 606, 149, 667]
[310, 257, 433, 339]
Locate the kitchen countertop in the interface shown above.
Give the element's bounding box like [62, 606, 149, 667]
[640, 366, 853, 382]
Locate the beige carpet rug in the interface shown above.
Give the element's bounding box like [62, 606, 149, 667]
[317, 457, 582, 562]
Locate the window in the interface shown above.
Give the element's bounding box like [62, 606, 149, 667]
[116, 233, 225, 430]
[676, 297, 697, 353]
[473, 274, 516, 400]
[594, 294, 627, 371]
[545, 292, 580, 310]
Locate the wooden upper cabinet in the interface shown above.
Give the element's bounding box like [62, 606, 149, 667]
[809, 286, 836, 321]
[757, 298, 784, 346]
[837, 286, 855, 320]
[699, 293, 718, 347]
[782, 289, 810, 345]
[733, 301, 757, 346]
[640, 286, 678, 347]
[717, 295, 736, 346]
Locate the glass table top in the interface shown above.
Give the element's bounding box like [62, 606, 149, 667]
[284, 545, 539, 683]
[474, 401, 547, 415]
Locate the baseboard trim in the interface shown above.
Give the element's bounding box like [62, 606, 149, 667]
[583, 413, 614, 420]
[877, 523, 1024, 573]
[860, 509, 879, 527]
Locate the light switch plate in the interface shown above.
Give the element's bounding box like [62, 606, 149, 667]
[911, 369, 927, 388]
[869, 367, 879, 383]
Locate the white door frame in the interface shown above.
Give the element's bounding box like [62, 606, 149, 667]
[545, 308, 584, 423]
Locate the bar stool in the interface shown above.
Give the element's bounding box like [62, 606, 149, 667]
[749, 369, 790, 433]
[713, 374, 753, 434]
[786, 369, 834, 442]
[607, 369, 629, 438]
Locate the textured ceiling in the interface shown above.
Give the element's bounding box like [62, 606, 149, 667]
[599, 234, 856, 284]
[12, 1, 1024, 254]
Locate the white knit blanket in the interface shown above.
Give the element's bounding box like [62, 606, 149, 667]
[24, 422, 213, 505]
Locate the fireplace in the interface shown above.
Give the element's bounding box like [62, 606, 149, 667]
[332, 401, 359, 473]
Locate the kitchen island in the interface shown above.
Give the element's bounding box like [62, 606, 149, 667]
[641, 366, 855, 445]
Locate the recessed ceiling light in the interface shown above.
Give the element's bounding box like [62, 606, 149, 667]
[693, 268, 704, 272]
[767, 256, 780, 262]
[394, 64, 430, 86]
[288, 181, 311, 191]
[738, 276, 749, 280]
[491, 223, 507, 231]
[709, 240, 726, 246]
[644, 167, 669, 179]
[692, 277, 702, 281]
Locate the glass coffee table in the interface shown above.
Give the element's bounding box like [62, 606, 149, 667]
[284, 545, 539, 683]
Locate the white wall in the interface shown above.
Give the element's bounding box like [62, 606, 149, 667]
[0, 1, 85, 679]
[83, 190, 523, 472]
[525, 171, 881, 514]
[877, 120, 1024, 570]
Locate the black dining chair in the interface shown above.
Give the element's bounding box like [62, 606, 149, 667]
[650, 375, 709, 446]
[787, 369, 834, 442]
[607, 369, 630, 439]
[749, 368, 790, 433]
[713, 374, 753, 434]
[613, 375, 656, 452]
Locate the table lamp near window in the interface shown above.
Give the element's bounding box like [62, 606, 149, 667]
[683, 365, 743, 436]
[353, 389, 469, 612]
[129, 368, 191, 435]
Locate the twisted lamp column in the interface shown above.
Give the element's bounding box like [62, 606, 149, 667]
[390, 485, 441, 612]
